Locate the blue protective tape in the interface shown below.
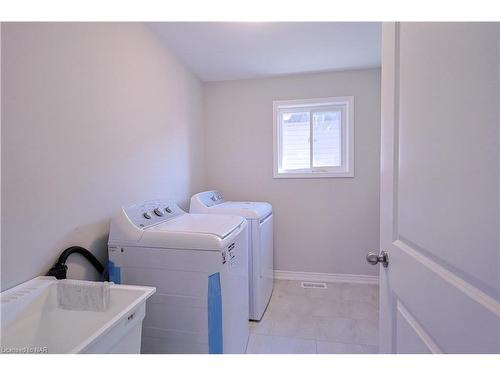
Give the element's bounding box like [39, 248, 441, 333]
[208, 272, 223, 354]
[107, 260, 121, 284]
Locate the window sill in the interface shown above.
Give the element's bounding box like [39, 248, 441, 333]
[273, 170, 354, 179]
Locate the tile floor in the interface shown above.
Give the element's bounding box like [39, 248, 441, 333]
[246, 279, 379, 354]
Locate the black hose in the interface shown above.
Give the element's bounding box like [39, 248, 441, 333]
[46, 246, 106, 280]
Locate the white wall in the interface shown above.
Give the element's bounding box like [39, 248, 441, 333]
[1, 23, 205, 290]
[204, 69, 381, 276]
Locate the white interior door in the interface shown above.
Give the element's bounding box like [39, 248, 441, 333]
[378, 22, 500, 354]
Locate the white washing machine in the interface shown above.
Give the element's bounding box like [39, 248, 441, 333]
[190, 191, 273, 321]
[107, 199, 249, 354]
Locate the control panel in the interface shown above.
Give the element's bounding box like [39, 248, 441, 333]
[123, 199, 185, 229]
[197, 190, 225, 208]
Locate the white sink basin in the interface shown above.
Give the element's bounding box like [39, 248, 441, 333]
[0, 276, 155, 353]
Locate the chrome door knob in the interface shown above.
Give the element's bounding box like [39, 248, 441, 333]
[366, 251, 389, 268]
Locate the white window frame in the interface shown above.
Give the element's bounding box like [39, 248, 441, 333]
[273, 96, 354, 179]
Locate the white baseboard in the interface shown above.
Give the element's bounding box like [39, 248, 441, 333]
[274, 270, 379, 285]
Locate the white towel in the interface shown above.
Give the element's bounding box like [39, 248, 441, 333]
[57, 279, 111, 312]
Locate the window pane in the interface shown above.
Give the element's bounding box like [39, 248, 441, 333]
[312, 111, 341, 167]
[281, 111, 310, 170]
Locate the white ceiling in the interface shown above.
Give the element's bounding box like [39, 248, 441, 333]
[148, 22, 382, 82]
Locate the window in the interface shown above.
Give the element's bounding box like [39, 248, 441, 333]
[273, 97, 354, 178]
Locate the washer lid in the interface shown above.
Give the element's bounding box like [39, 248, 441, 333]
[146, 213, 245, 239]
[208, 201, 272, 220]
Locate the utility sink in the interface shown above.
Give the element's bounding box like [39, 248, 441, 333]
[1, 276, 155, 354]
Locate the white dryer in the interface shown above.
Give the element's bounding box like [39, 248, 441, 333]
[107, 199, 249, 354]
[190, 191, 273, 321]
